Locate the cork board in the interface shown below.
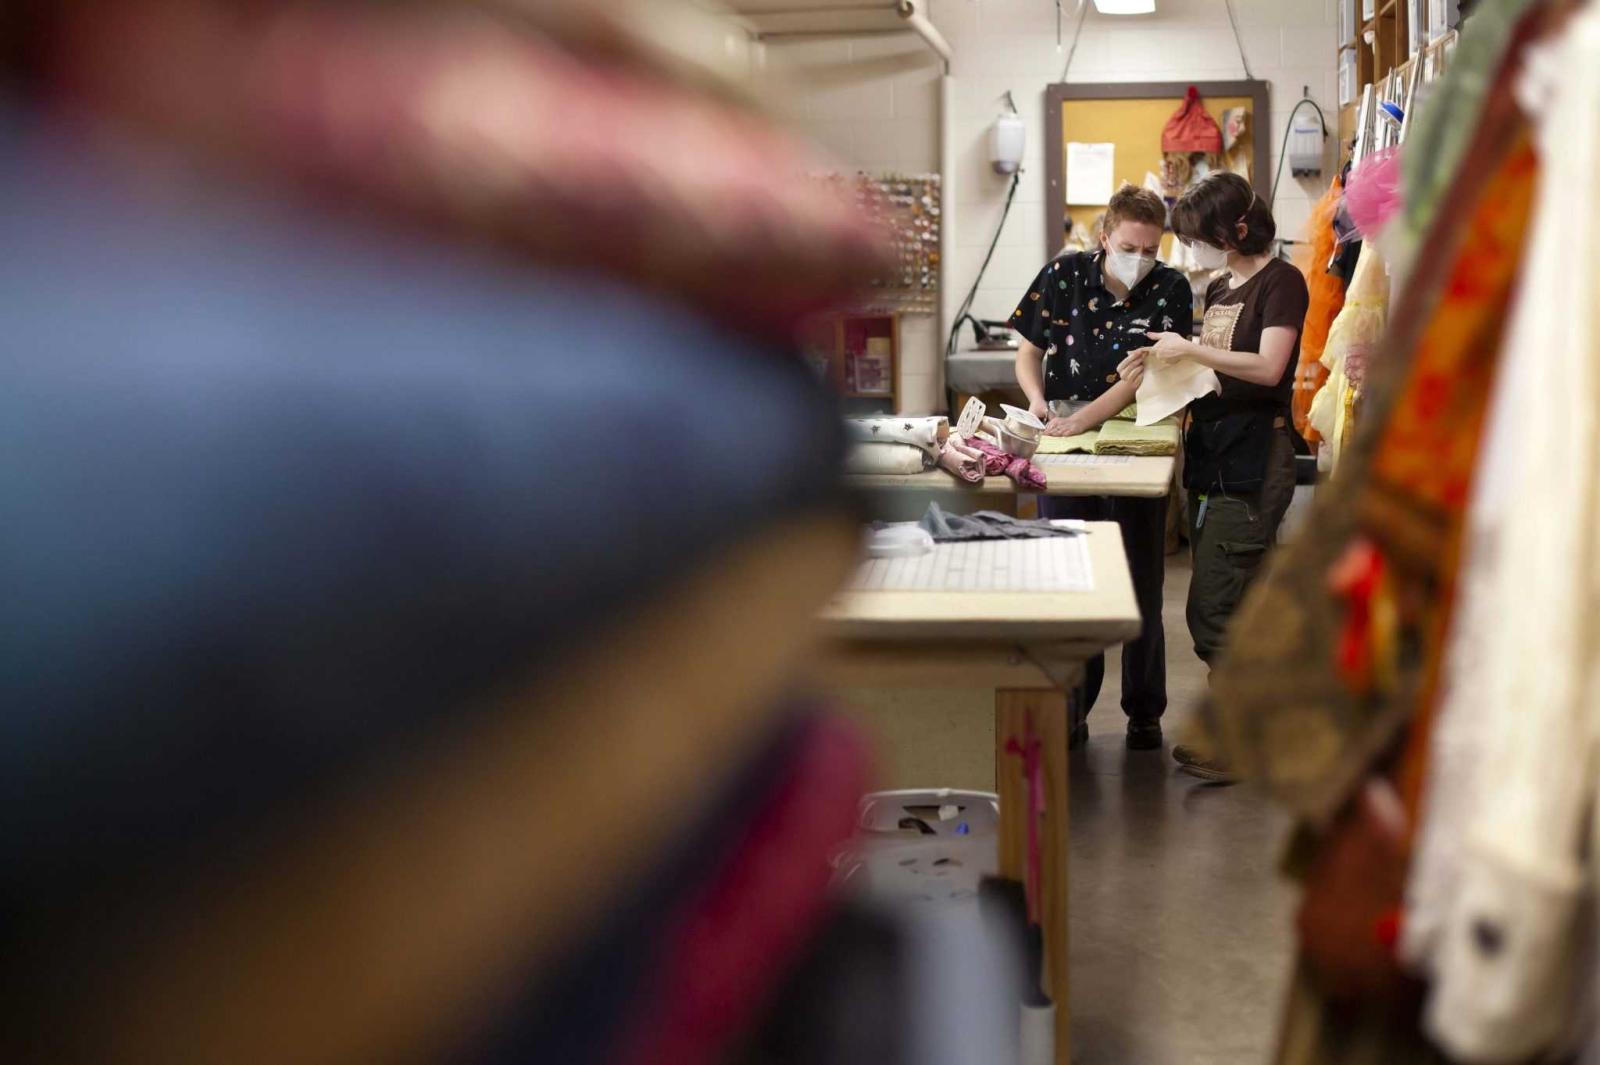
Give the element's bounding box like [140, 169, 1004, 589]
[1044, 81, 1271, 260]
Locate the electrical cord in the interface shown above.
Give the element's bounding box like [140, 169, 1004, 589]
[945, 170, 1022, 357]
[1268, 96, 1330, 208]
[1222, 0, 1255, 80]
[1057, 0, 1091, 83]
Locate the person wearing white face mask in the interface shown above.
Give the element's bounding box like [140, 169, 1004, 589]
[1009, 184, 1193, 752]
[1117, 172, 1308, 781]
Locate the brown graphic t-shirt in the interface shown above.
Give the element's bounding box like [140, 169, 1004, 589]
[1190, 256, 1309, 421]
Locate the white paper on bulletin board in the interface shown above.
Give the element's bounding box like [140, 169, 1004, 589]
[1066, 142, 1115, 205]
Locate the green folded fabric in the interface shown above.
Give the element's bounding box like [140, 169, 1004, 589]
[1093, 417, 1179, 456]
[1036, 430, 1100, 454]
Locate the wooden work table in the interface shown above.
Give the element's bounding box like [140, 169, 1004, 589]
[818, 522, 1141, 1065]
[846, 453, 1174, 498]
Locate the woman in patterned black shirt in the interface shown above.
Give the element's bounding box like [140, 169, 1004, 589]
[1010, 185, 1193, 752]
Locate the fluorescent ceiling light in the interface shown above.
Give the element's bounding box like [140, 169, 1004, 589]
[1093, 0, 1156, 13]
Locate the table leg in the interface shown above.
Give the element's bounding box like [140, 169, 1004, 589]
[996, 687, 1073, 1065]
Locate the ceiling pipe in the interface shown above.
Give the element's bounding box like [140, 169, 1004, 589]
[896, 0, 952, 67]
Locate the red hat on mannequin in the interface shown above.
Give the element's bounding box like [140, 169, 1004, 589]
[1162, 86, 1224, 154]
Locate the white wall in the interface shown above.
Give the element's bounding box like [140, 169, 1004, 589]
[759, 0, 1339, 414]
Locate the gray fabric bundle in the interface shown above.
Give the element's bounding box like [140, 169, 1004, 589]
[914, 502, 1082, 543]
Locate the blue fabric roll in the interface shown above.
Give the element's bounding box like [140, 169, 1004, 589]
[0, 108, 847, 899]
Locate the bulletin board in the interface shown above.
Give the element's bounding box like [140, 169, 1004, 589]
[1044, 81, 1271, 260]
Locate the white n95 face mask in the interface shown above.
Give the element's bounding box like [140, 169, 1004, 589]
[1105, 248, 1156, 290]
[1187, 241, 1230, 271]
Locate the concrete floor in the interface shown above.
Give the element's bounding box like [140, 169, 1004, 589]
[1066, 552, 1296, 1065]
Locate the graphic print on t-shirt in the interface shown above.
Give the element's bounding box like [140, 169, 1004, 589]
[1201, 302, 1244, 352]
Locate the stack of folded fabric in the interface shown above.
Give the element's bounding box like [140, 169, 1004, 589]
[1093, 418, 1181, 456]
[843, 416, 988, 484]
[844, 416, 944, 474]
[1035, 431, 1100, 455]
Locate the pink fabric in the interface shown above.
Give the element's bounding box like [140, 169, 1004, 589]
[609, 715, 873, 1065]
[964, 435, 1047, 491]
[1346, 146, 1404, 239]
[1004, 718, 1046, 926]
[938, 436, 986, 484]
[50, 0, 891, 338]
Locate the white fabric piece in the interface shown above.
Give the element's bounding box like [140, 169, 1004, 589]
[844, 416, 949, 459]
[1133, 354, 1218, 425]
[844, 442, 927, 475]
[1305, 365, 1342, 445]
[867, 523, 935, 559]
[1407, 15, 1600, 1063]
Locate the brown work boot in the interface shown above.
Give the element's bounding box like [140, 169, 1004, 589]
[1173, 744, 1236, 784]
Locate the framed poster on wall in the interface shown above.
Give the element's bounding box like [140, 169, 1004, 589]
[1042, 81, 1272, 262]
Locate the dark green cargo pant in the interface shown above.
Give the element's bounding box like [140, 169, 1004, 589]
[1187, 427, 1297, 666]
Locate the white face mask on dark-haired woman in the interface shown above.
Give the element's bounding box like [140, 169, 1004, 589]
[1187, 241, 1230, 271]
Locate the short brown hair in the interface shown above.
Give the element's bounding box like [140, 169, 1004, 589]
[1101, 184, 1167, 236]
[1171, 172, 1275, 255]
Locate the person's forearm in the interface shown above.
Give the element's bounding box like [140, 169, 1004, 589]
[1071, 378, 1137, 431]
[1181, 341, 1283, 386]
[1015, 343, 1047, 406]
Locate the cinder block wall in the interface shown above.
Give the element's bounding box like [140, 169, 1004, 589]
[758, 0, 1339, 415]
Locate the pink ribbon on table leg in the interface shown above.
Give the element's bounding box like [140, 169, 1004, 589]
[1003, 712, 1045, 926]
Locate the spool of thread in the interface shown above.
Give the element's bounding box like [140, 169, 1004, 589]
[1020, 1002, 1056, 1065]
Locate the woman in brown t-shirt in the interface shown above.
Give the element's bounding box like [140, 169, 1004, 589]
[1118, 172, 1309, 780]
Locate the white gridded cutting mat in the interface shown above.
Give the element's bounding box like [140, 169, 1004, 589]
[1035, 454, 1134, 465]
[852, 536, 1093, 593]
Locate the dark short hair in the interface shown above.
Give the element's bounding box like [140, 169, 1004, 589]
[1101, 184, 1167, 236]
[1171, 172, 1276, 255]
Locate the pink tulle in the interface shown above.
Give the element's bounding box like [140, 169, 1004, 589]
[1345, 147, 1404, 238]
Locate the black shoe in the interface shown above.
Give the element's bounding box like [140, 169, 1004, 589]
[1173, 745, 1237, 784]
[1125, 720, 1164, 751]
[1068, 721, 1089, 751]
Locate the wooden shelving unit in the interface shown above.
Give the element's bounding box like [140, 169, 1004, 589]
[1337, 0, 1456, 164]
[800, 312, 901, 411]
[1353, 0, 1409, 100]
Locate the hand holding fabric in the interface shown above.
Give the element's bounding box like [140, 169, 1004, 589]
[1131, 347, 1220, 426]
[1143, 331, 1194, 361]
[1117, 350, 1147, 391]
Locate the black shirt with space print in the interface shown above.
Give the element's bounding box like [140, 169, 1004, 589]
[1010, 250, 1194, 404]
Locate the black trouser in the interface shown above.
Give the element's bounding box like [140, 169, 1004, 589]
[1038, 492, 1167, 724]
[1186, 428, 1297, 665]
